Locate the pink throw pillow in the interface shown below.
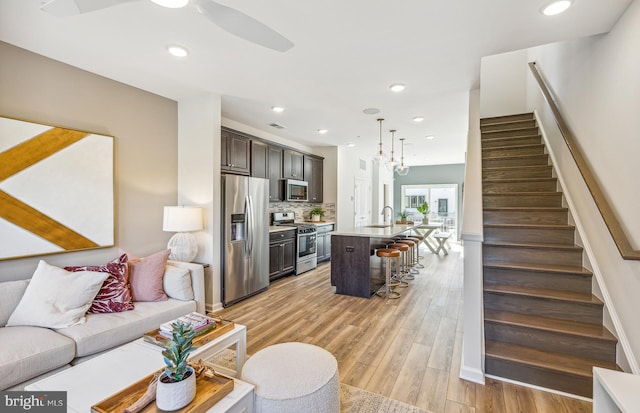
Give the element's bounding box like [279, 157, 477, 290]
[126, 249, 170, 302]
[65, 253, 134, 314]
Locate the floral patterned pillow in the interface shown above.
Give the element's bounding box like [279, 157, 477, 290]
[65, 253, 134, 313]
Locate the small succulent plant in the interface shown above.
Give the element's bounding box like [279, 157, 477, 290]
[161, 321, 196, 382]
[309, 207, 325, 218]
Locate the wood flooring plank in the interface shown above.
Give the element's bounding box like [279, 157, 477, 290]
[416, 367, 449, 413]
[444, 400, 476, 413]
[502, 381, 538, 413]
[428, 315, 457, 371]
[475, 378, 507, 413]
[389, 342, 429, 405]
[447, 332, 476, 407]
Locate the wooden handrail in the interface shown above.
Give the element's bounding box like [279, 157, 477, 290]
[528, 61, 640, 260]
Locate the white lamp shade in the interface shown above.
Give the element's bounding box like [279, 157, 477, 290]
[163, 206, 203, 232]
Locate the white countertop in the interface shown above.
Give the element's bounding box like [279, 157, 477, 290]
[296, 221, 335, 226]
[269, 225, 296, 233]
[331, 223, 421, 238]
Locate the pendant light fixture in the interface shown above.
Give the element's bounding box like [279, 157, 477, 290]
[396, 138, 410, 176]
[372, 118, 387, 165]
[386, 129, 400, 171]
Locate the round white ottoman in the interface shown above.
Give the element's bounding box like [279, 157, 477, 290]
[241, 342, 340, 413]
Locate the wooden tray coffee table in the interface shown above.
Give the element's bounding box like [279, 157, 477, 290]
[92, 368, 233, 413]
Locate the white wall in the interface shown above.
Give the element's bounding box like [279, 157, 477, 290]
[0, 41, 178, 281]
[524, 0, 640, 371]
[178, 95, 221, 311]
[480, 50, 529, 118]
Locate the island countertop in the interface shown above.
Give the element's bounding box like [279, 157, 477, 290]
[331, 223, 421, 238]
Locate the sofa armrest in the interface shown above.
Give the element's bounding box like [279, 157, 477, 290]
[166, 261, 205, 314]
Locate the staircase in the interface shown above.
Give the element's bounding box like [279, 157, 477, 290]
[480, 113, 618, 398]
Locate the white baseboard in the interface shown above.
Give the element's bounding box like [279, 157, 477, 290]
[459, 366, 485, 384]
[207, 302, 223, 314]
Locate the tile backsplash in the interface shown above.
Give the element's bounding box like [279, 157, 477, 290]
[269, 202, 336, 223]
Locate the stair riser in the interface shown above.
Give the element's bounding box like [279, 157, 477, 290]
[481, 120, 537, 132]
[481, 113, 534, 125]
[485, 357, 593, 398]
[484, 267, 592, 293]
[484, 227, 574, 244]
[483, 194, 562, 208]
[482, 145, 545, 158]
[483, 180, 557, 193]
[484, 292, 603, 324]
[482, 136, 542, 149]
[483, 166, 553, 180]
[483, 210, 568, 225]
[483, 155, 549, 168]
[483, 245, 582, 266]
[485, 323, 616, 363]
[482, 127, 539, 139]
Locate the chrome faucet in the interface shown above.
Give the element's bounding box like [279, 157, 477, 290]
[381, 206, 394, 225]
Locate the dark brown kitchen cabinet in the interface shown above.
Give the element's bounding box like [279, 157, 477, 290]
[268, 146, 284, 201]
[221, 129, 250, 175]
[304, 155, 323, 203]
[316, 223, 333, 263]
[269, 230, 295, 281]
[251, 140, 268, 178]
[283, 149, 304, 180]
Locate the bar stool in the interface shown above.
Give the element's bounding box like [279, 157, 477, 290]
[375, 249, 401, 299]
[394, 239, 417, 279]
[387, 243, 410, 286]
[371, 242, 399, 288]
[404, 236, 424, 269]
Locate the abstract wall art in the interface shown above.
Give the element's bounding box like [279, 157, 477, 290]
[0, 116, 114, 260]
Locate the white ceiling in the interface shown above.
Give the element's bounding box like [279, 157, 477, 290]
[0, 0, 633, 166]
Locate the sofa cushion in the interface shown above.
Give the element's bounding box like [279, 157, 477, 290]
[163, 265, 194, 301]
[0, 326, 75, 391]
[7, 261, 109, 329]
[0, 279, 29, 326]
[56, 299, 195, 357]
[65, 253, 134, 314]
[127, 250, 170, 302]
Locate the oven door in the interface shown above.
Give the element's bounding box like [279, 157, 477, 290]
[298, 233, 317, 258]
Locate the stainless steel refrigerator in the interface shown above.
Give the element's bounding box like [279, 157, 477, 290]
[221, 175, 270, 307]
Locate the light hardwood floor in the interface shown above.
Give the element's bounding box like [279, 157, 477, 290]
[216, 244, 592, 413]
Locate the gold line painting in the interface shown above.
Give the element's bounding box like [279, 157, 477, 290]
[0, 117, 114, 260]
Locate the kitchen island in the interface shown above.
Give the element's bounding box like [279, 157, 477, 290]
[330, 223, 421, 298]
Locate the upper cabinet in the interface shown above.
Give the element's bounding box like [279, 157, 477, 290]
[268, 146, 284, 202]
[221, 129, 250, 175]
[250, 140, 268, 179]
[304, 155, 323, 203]
[282, 149, 304, 180]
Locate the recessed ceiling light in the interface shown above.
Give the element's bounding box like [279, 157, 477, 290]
[347, 143, 356, 147]
[151, 0, 189, 8]
[426, 135, 435, 140]
[542, 0, 572, 16]
[272, 106, 284, 113]
[167, 44, 189, 57]
[413, 116, 424, 122]
[389, 83, 406, 92]
[317, 129, 328, 134]
[363, 108, 380, 115]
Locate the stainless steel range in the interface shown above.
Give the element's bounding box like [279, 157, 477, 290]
[272, 212, 317, 275]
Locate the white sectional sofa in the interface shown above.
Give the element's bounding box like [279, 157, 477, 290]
[0, 260, 205, 391]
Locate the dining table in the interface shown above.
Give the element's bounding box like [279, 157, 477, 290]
[410, 223, 444, 254]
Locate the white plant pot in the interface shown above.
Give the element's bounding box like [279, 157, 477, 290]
[311, 215, 321, 222]
[156, 367, 196, 411]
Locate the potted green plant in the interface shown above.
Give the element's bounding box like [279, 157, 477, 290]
[416, 202, 430, 224]
[156, 321, 197, 411]
[309, 207, 325, 222]
[397, 211, 407, 224]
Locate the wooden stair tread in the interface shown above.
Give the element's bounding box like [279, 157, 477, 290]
[485, 340, 616, 378]
[484, 223, 574, 230]
[481, 134, 541, 142]
[481, 127, 538, 134]
[484, 240, 582, 250]
[481, 113, 534, 123]
[484, 261, 592, 276]
[484, 284, 602, 305]
[483, 206, 567, 212]
[482, 143, 544, 150]
[484, 310, 617, 341]
[482, 165, 551, 171]
[482, 178, 557, 183]
[483, 191, 560, 196]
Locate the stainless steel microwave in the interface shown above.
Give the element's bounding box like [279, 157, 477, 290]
[285, 179, 308, 202]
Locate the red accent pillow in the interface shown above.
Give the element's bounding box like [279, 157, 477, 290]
[65, 253, 134, 314]
[125, 249, 170, 302]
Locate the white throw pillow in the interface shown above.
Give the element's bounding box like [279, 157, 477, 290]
[6, 260, 110, 329]
[163, 265, 194, 301]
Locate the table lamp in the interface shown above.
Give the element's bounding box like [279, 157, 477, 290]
[162, 206, 203, 262]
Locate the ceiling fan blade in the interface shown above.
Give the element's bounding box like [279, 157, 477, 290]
[196, 0, 294, 52]
[40, 0, 136, 17]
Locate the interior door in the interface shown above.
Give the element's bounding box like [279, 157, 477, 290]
[354, 177, 371, 227]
